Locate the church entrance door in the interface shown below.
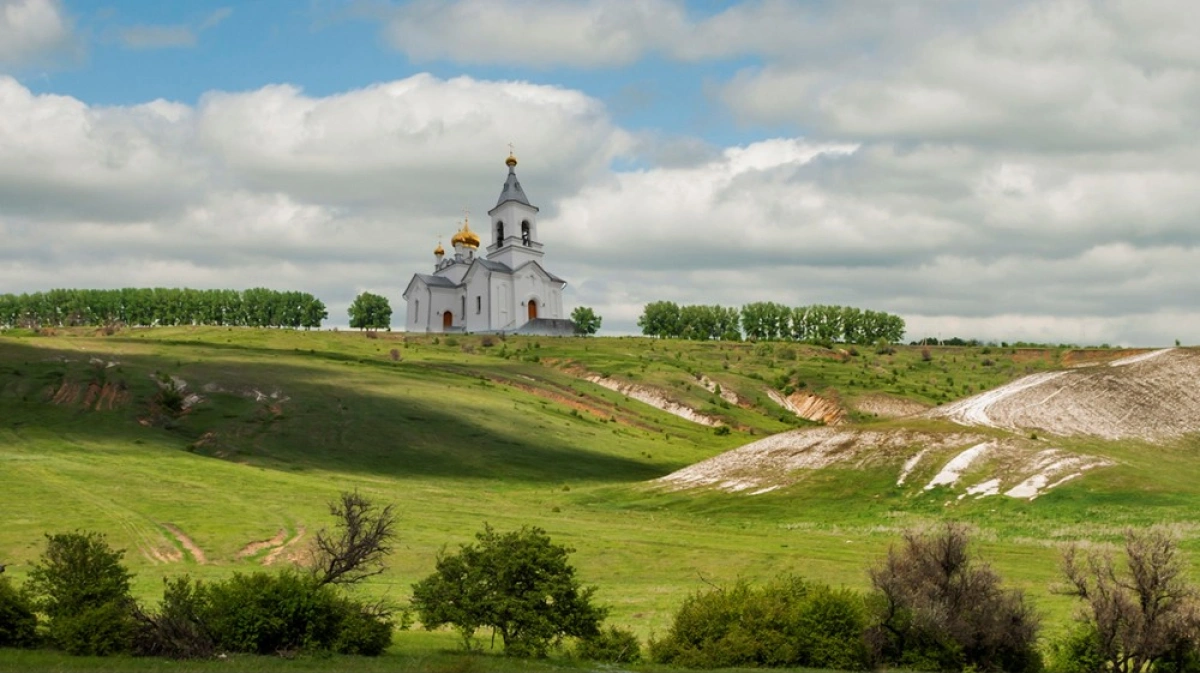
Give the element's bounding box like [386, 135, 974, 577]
[528, 300, 538, 321]
[442, 311, 453, 329]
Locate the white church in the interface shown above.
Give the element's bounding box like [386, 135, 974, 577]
[402, 153, 573, 335]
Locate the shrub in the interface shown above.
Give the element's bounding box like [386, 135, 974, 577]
[330, 601, 394, 656]
[26, 531, 136, 655]
[412, 524, 606, 657]
[866, 523, 1041, 672]
[132, 576, 214, 659]
[1060, 528, 1200, 673]
[0, 576, 37, 648]
[202, 570, 342, 654]
[714, 425, 731, 436]
[576, 625, 641, 663]
[650, 575, 868, 670]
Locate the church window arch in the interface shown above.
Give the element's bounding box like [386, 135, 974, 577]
[496, 221, 504, 245]
[461, 296, 466, 317]
[521, 220, 531, 246]
[476, 296, 481, 314]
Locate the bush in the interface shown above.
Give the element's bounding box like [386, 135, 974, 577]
[26, 531, 136, 655]
[202, 570, 339, 654]
[331, 601, 394, 656]
[53, 601, 137, 656]
[132, 576, 214, 659]
[866, 523, 1041, 672]
[576, 625, 641, 663]
[412, 524, 607, 657]
[0, 576, 37, 648]
[650, 575, 868, 670]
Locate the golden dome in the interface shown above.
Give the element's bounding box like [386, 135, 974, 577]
[434, 242, 444, 257]
[450, 218, 481, 249]
[505, 152, 518, 168]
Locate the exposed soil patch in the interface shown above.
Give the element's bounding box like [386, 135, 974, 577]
[930, 348, 1200, 441]
[585, 374, 723, 427]
[852, 394, 930, 419]
[766, 389, 845, 425]
[656, 428, 1112, 501]
[264, 526, 307, 566]
[163, 523, 207, 564]
[697, 375, 745, 406]
[47, 380, 130, 410]
[238, 529, 288, 559]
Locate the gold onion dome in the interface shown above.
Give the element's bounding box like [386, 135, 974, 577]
[434, 242, 444, 256]
[450, 219, 480, 249]
[505, 152, 518, 167]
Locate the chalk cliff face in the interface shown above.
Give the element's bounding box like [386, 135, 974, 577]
[586, 374, 724, 427]
[766, 389, 845, 426]
[930, 348, 1200, 441]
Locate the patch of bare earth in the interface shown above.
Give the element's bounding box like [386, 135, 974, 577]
[929, 348, 1200, 441]
[584, 374, 723, 427]
[162, 523, 207, 564]
[655, 428, 1112, 501]
[657, 428, 981, 494]
[264, 526, 307, 566]
[766, 389, 846, 425]
[852, 394, 930, 419]
[238, 529, 288, 559]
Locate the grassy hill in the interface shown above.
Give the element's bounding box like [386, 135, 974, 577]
[1, 326, 1197, 645]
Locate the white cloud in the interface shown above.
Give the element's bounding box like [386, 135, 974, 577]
[0, 0, 73, 66]
[379, 0, 685, 68]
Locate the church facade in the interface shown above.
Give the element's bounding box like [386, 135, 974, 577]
[402, 154, 571, 335]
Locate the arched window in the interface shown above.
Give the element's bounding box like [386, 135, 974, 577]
[521, 220, 531, 246]
[414, 299, 419, 321]
[476, 296, 481, 314]
[461, 296, 466, 317]
[496, 221, 504, 245]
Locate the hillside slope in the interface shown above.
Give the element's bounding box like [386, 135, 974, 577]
[930, 348, 1200, 440]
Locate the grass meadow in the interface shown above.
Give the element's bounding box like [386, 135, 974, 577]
[1, 327, 1198, 669]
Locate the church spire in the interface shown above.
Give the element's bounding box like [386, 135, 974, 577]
[496, 150, 532, 208]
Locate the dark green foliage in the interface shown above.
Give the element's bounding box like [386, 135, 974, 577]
[202, 570, 337, 654]
[649, 575, 869, 670]
[331, 602, 395, 656]
[570, 306, 602, 335]
[0, 576, 38, 648]
[1046, 624, 1106, 673]
[132, 576, 214, 659]
[575, 625, 641, 663]
[134, 571, 393, 658]
[348, 292, 392, 331]
[411, 524, 607, 657]
[637, 300, 904, 342]
[26, 531, 136, 655]
[0, 288, 327, 329]
[866, 523, 1042, 673]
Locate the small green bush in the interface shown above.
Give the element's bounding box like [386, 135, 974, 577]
[1046, 623, 1104, 673]
[576, 625, 641, 663]
[52, 601, 137, 656]
[0, 576, 38, 648]
[202, 570, 343, 654]
[132, 576, 214, 659]
[26, 531, 136, 655]
[331, 601, 394, 656]
[650, 575, 868, 670]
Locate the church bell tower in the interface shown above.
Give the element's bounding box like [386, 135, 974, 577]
[486, 152, 543, 269]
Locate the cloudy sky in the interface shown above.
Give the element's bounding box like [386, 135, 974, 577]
[1, 0, 1197, 344]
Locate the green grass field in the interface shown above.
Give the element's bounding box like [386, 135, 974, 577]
[1, 327, 1198, 668]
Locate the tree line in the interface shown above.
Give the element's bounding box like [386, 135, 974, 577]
[638, 301, 906, 343]
[0, 288, 329, 330]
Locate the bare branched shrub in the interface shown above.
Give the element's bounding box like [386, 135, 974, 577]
[311, 491, 398, 586]
[866, 522, 1041, 672]
[1058, 528, 1200, 673]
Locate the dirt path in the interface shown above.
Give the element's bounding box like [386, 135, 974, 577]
[237, 529, 288, 559]
[162, 523, 207, 564]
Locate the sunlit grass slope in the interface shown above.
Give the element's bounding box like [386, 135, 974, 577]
[0, 327, 1197, 640]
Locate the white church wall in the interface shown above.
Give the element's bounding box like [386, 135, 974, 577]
[465, 272, 491, 333]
